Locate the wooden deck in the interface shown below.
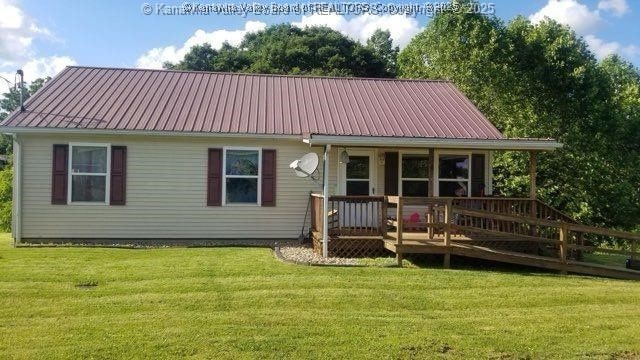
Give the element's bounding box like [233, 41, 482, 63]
[310, 195, 640, 280]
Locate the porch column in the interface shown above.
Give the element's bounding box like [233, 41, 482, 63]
[529, 151, 537, 200]
[12, 134, 22, 246]
[428, 148, 435, 197]
[427, 148, 435, 240]
[322, 144, 331, 258]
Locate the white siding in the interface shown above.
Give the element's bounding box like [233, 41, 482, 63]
[20, 134, 326, 239]
[18, 135, 493, 240]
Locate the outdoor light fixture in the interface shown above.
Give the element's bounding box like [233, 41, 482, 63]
[339, 149, 350, 164]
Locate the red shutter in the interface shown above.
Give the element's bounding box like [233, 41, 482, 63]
[207, 148, 222, 206]
[261, 149, 276, 206]
[384, 152, 399, 196]
[51, 144, 68, 204]
[110, 146, 127, 205]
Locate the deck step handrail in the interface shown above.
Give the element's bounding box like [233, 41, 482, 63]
[449, 205, 640, 261]
[451, 206, 640, 242]
[388, 197, 639, 271]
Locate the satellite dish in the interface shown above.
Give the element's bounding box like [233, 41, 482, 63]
[289, 153, 319, 180]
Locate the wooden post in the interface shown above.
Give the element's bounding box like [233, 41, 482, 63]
[443, 199, 452, 269]
[529, 151, 537, 200]
[428, 148, 435, 197]
[380, 197, 388, 237]
[396, 197, 403, 245]
[396, 197, 403, 267]
[559, 223, 568, 275]
[427, 206, 434, 240]
[529, 151, 539, 238]
[427, 149, 436, 242]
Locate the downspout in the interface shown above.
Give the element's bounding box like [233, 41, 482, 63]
[12, 134, 22, 246]
[322, 144, 331, 258]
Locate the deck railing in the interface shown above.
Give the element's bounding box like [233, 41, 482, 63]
[310, 194, 386, 237]
[450, 206, 639, 268]
[391, 197, 638, 269]
[311, 194, 639, 271]
[450, 197, 575, 223]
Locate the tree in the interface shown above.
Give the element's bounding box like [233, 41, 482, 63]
[598, 55, 640, 150]
[0, 77, 49, 154]
[398, 6, 514, 131]
[398, 3, 640, 231]
[0, 77, 49, 232]
[366, 29, 399, 76]
[167, 24, 393, 77]
[0, 167, 11, 231]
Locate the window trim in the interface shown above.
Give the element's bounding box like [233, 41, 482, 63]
[435, 151, 471, 198]
[222, 146, 262, 206]
[398, 150, 430, 196]
[67, 142, 111, 205]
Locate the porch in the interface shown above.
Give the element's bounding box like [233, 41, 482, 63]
[309, 194, 640, 280]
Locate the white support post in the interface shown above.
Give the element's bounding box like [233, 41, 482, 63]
[12, 135, 22, 246]
[322, 144, 331, 258]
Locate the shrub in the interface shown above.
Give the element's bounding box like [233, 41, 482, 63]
[0, 166, 12, 232]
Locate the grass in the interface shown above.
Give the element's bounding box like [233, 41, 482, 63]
[1, 234, 640, 359]
[583, 252, 630, 267]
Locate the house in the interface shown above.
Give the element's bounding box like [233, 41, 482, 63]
[1, 66, 562, 248]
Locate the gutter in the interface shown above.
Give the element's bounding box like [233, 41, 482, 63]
[0, 127, 302, 140]
[303, 135, 563, 151]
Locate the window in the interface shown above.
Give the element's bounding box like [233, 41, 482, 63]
[438, 154, 470, 197]
[400, 153, 429, 196]
[69, 144, 110, 203]
[224, 148, 261, 204]
[346, 155, 370, 196]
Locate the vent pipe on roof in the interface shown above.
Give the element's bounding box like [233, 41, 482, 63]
[16, 69, 24, 112]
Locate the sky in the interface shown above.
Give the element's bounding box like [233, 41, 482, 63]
[1, 0, 639, 93]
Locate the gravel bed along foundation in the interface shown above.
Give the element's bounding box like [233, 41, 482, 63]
[276, 243, 359, 266]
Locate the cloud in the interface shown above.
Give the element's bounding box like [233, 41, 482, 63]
[0, 55, 76, 94]
[530, 0, 637, 62]
[0, 0, 51, 63]
[584, 34, 639, 60]
[0, 0, 75, 94]
[597, 0, 629, 17]
[529, 0, 602, 35]
[292, 13, 422, 48]
[136, 21, 266, 69]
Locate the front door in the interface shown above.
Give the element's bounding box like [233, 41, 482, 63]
[338, 150, 378, 229]
[340, 150, 375, 196]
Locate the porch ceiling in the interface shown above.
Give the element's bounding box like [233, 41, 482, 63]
[303, 135, 562, 151]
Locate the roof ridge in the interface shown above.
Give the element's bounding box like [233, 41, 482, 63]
[65, 65, 453, 83]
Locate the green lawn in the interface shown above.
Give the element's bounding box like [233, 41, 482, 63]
[1, 234, 640, 359]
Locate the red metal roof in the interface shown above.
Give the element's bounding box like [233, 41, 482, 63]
[1, 66, 504, 139]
